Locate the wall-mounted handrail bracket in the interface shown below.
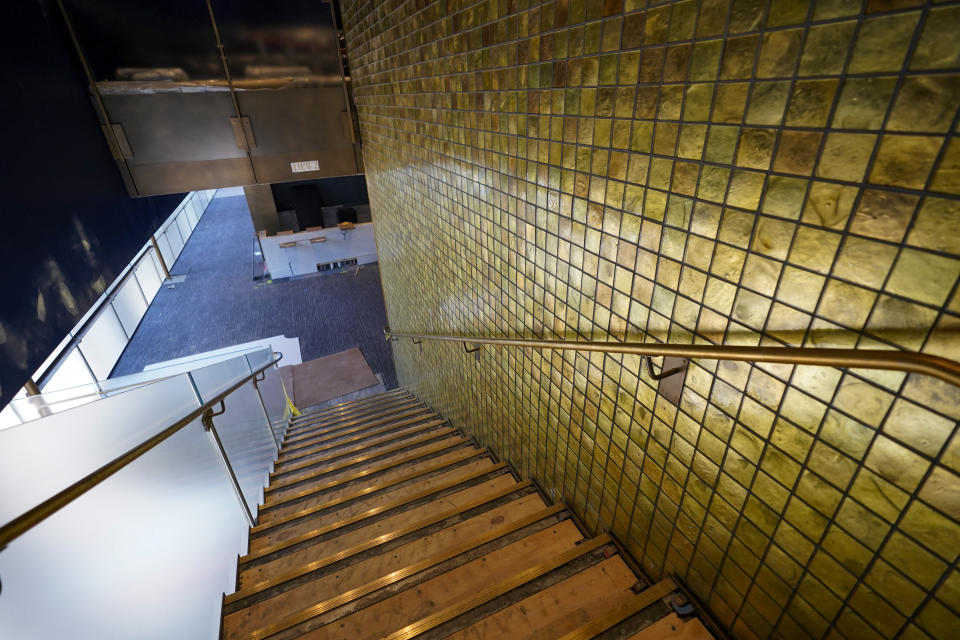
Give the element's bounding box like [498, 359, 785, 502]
[644, 356, 687, 381]
[463, 342, 483, 360]
[412, 338, 423, 352]
[202, 400, 227, 430]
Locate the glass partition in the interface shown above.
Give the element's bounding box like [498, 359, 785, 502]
[5, 383, 100, 424]
[156, 231, 175, 272]
[0, 375, 199, 525]
[0, 417, 249, 639]
[41, 347, 96, 393]
[190, 355, 277, 516]
[164, 223, 185, 258]
[78, 307, 128, 379]
[244, 348, 276, 371]
[189, 354, 252, 402]
[134, 250, 163, 304]
[111, 276, 148, 337]
[176, 212, 192, 245]
[201, 379, 277, 516]
[248, 350, 290, 443]
[0, 334, 277, 637]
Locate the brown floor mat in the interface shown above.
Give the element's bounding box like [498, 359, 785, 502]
[284, 347, 379, 408]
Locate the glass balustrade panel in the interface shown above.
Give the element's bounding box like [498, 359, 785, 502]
[0, 416, 248, 640]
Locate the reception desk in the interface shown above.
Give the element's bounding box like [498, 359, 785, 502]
[259, 223, 377, 279]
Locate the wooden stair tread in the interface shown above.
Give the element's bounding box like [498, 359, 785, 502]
[294, 521, 585, 640]
[279, 412, 439, 463]
[280, 407, 429, 456]
[289, 390, 408, 424]
[259, 446, 486, 524]
[222, 494, 554, 640]
[263, 435, 468, 504]
[250, 458, 502, 552]
[287, 395, 419, 430]
[273, 419, 445, 475]
[443, 556, 638, 640]
[285, 403, 430, 445]
[289, 392, 413, 425]
[261, 436, 470, 507]
[238, 474, 522, 585]
[267, 425, 456, 492]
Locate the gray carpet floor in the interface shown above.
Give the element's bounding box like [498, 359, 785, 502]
[111, 193, 397, 389]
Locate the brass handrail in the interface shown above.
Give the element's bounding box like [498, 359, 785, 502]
[0, 351, 284, 552]
[383, 328, 960, 389]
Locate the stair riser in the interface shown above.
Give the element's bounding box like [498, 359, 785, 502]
[250, 456, 492, 539]
[254, 450, 491, 533]
[289, 390, 408, 425]
[270, 423, 450, 482]
[264, 431, 463, 499]
[279, 408, 429, 456]
[279, 412, 437, 462]
[259, 439, 472, 513]
[270, 540, 610, 640]
[410, 547, 612, 640]
[224, 502, 564, 614]
[283, 405, 431, 446]
[241, 467, 513, 567]
[237, 482, 540, 594]
[287, 398, 419, 436]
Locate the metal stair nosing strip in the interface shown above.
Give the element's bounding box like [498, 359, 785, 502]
[272, 419, 448, 479]
[284, 396, 423, 433]
[286, 398, 423, 438]
[280, 412, 438, 461]
[284, 405, 432, 446]
[278, 416, 439, 468]
[555, 578, 679, 640]
[229, 480, 541, 604]
[237, 504, 568, 640]
[279, 408, 430, 457]
[286, 396, 421, 432]
[251, 447, 491, 536]
[269, 421, 450, 483]
[379, 534, 615, 640]
[283, 402, 433, 447]
[264, 428, 460, 495]
[289, 389, 408, 425]
[259, 439, 475, 514]
[242, 462, 511, 564]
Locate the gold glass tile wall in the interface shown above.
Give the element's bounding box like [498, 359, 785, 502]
[340, 1, 960, 638]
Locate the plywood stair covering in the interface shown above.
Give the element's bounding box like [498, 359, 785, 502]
[221, 390, 718, 640]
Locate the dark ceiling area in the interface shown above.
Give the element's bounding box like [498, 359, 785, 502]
[0, 0, 184, 408]
[59, 0, 361, 196]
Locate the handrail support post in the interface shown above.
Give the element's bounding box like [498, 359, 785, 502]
[203, 402, 257, 528]
[252, 377, 281, 452]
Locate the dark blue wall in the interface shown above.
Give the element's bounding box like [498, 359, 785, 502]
[0, 0, 184, 407]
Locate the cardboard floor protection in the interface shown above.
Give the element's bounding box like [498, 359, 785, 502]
[280, 347, 379, 409]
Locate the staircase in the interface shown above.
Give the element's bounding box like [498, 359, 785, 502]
[221, 389, 716, 640]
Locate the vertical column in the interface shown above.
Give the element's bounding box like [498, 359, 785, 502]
[243, 184, 280, 236]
